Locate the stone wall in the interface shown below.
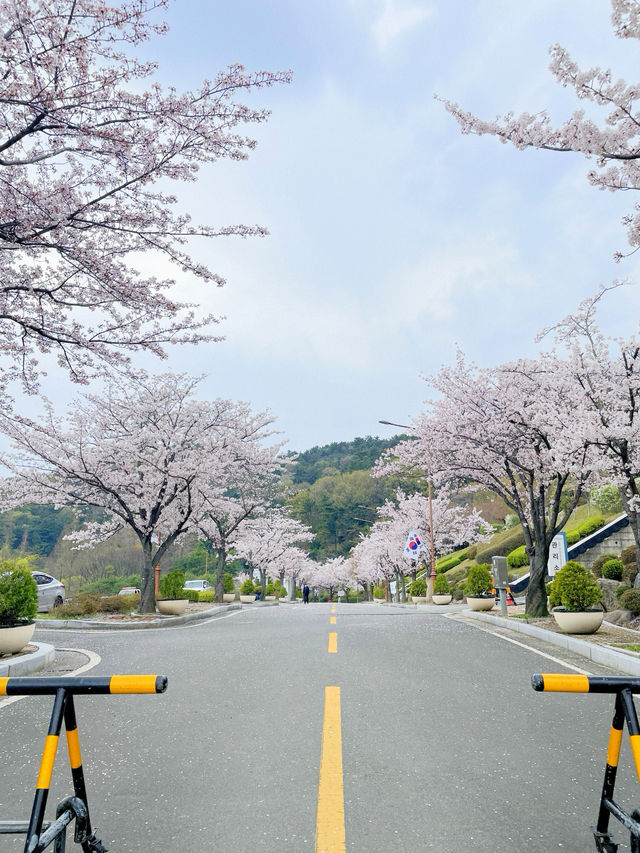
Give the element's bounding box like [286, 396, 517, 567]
[571, 524, 635, 569]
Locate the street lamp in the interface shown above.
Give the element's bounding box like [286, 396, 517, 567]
[378, 419, 437, 603]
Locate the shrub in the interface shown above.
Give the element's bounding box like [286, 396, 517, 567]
[622, 546, 638, 566]
[433, 573, 451, 595]
[198, 590, 214, 602]
[0, 561, 38, 625]
[182, 589, 200, 602]
[616, 584, 631, 600]
[475, 529, 524, 563]
[565, 529, 581, 546]
[590, 484, 624, 515]
[464, 564, 493, 597]
[277, 586, 288, 598]
[601, 559, 624, 581]
[373, 586, 385, 599]
[506, 545, 529, 568]
[436, 551, 467, 573]
[591, 553, 618, 579]
[466, 545, 478, 560]
[619, 589, 640, 615]
[452, 582, 465, 601]
[55, 593, 139, 619]
[159, 570, 185, 600]
[623, 563, 638, 585]
[223, 572, 235, 593]
[577, 516, 605, 539]
[265, 582, 275, 596]
[409, 578, 426, 597]
[240, 578, 254, 595]
[548, 561, 602, 612]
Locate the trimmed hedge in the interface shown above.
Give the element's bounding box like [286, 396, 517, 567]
[622, 546, 637, 565]
[619, 588, 640, 615]
[591, 553, 618, 579]
[506, 545, 529, 569]
[436, 550, 468, 573]
[475, 529, 524, 564]
[602, 559, 624, 581]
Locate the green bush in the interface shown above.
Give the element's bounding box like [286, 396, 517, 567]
[591, 553, 618, 579]
[601, 559, 624, 581]
[548, 561, 603, 612]
[409, 578, 426, 597]
[265, 582, 275, 596]
[475, 529, 524, 563]
[452, 582, 465, 600]
[565, 529, 581, 546]
[464, 564, 493, 597]
[198, 590, 214, 602]
[223, 572, 235, 593]
[577, 516, 605, 539]
[277, 586, 288, 598]
[619, 588, 640, 615]
[182, 589, 200, 602]
[622, 546, 638, 565]
[373, 586, 385, 599]
[240, 578, 254, 595]
[0, 560, 38, 625]
[433, 573, 451, 595]
[159, 570, 186, 600]
[436, 551, 467, 573]
[623, 563, 638, 585]
[506, 545, 529, 568]
[616, 584, 631, 600]
[466, 545, 478, 560]
[590, 484, 624, 515]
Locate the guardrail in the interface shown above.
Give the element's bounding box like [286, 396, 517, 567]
[533, 673, 640, 853]
[0, 675, 168, 852]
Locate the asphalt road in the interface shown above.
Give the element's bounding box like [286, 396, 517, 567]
[2, 602, 639, 852]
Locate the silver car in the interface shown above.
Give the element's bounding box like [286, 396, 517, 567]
[183, 579, 212, 591]
[31, 571, 65, 611]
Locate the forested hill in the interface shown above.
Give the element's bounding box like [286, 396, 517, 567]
[290, 435, 408, 486]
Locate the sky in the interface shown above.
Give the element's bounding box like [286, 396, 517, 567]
[71, 1, 640, 451]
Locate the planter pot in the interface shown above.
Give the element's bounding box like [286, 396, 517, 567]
[373, 597, 385, 603]
[265, 595, 276, 601]
[156, 599, 189, 616]
[223, 593, 236, 602]
[552, 608, 604, 634]
[467, 596, 495, 612]
[239, 595, 255, 603]
[432, 594, 453, 605]
[0, 622, 35, 654]
[412, 597, 427, 605]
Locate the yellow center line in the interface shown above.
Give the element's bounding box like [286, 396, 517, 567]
[316, 686, 345, 852]
[331, 604, 336, 614]
[328, 632, 338, 653]
[330, 616, 336, 625]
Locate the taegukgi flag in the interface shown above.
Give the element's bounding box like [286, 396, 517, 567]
[403, 530, 426, 560]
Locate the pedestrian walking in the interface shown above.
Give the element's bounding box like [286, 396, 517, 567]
[303, 584, 310, 604]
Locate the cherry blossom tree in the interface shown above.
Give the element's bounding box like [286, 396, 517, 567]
[377, 351, 594, 616]
[542, 287, 640, 580]
[308, 556, 350, 600]
[0, 371, 280, 612]
[439, 1, 640, 258]
[232, 511, 314, 601]
[0, 0, 291, 392]
[195, 444, 286, 602]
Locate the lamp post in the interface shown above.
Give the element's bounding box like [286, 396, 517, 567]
[378, 420, 437, 603]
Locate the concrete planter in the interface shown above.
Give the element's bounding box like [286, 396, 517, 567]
[467, 596, 495, 612]
[412, 597, 427, 605]
[0, 622, 35, 654]
[239, 595, 255, 603]
[156, 599, 189, 616]
[373, 597, 385, 603]
[265, 595, 276, 601]
[223, 593, 236, 602]
[432, 594, 453, 605]
[552, 608, 604, 634]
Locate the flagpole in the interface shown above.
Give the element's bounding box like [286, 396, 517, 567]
[379, 420, 435, 604]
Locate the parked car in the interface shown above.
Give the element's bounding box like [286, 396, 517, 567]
[118, 586, 141, 596]
[31, 571, 65, 612]
[183, 579, 212, 591]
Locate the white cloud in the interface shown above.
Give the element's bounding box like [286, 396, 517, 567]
[350, 0, 434, 52]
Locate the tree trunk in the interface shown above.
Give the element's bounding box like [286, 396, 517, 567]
[399, 572, 406, 603]
[259, 568, 266, 601]
[525, 547, 549, 617]
[139, 538, 156, 613]
[214, 545, 225, 603]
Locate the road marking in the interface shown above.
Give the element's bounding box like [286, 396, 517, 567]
[330, 616, 336, 625]
[316, 686, 345, 852]
[331, 604, 336, 614]
[0, 648, 101, 711]
[328, 632, 338, 654]
[455, 619, 592, 674]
